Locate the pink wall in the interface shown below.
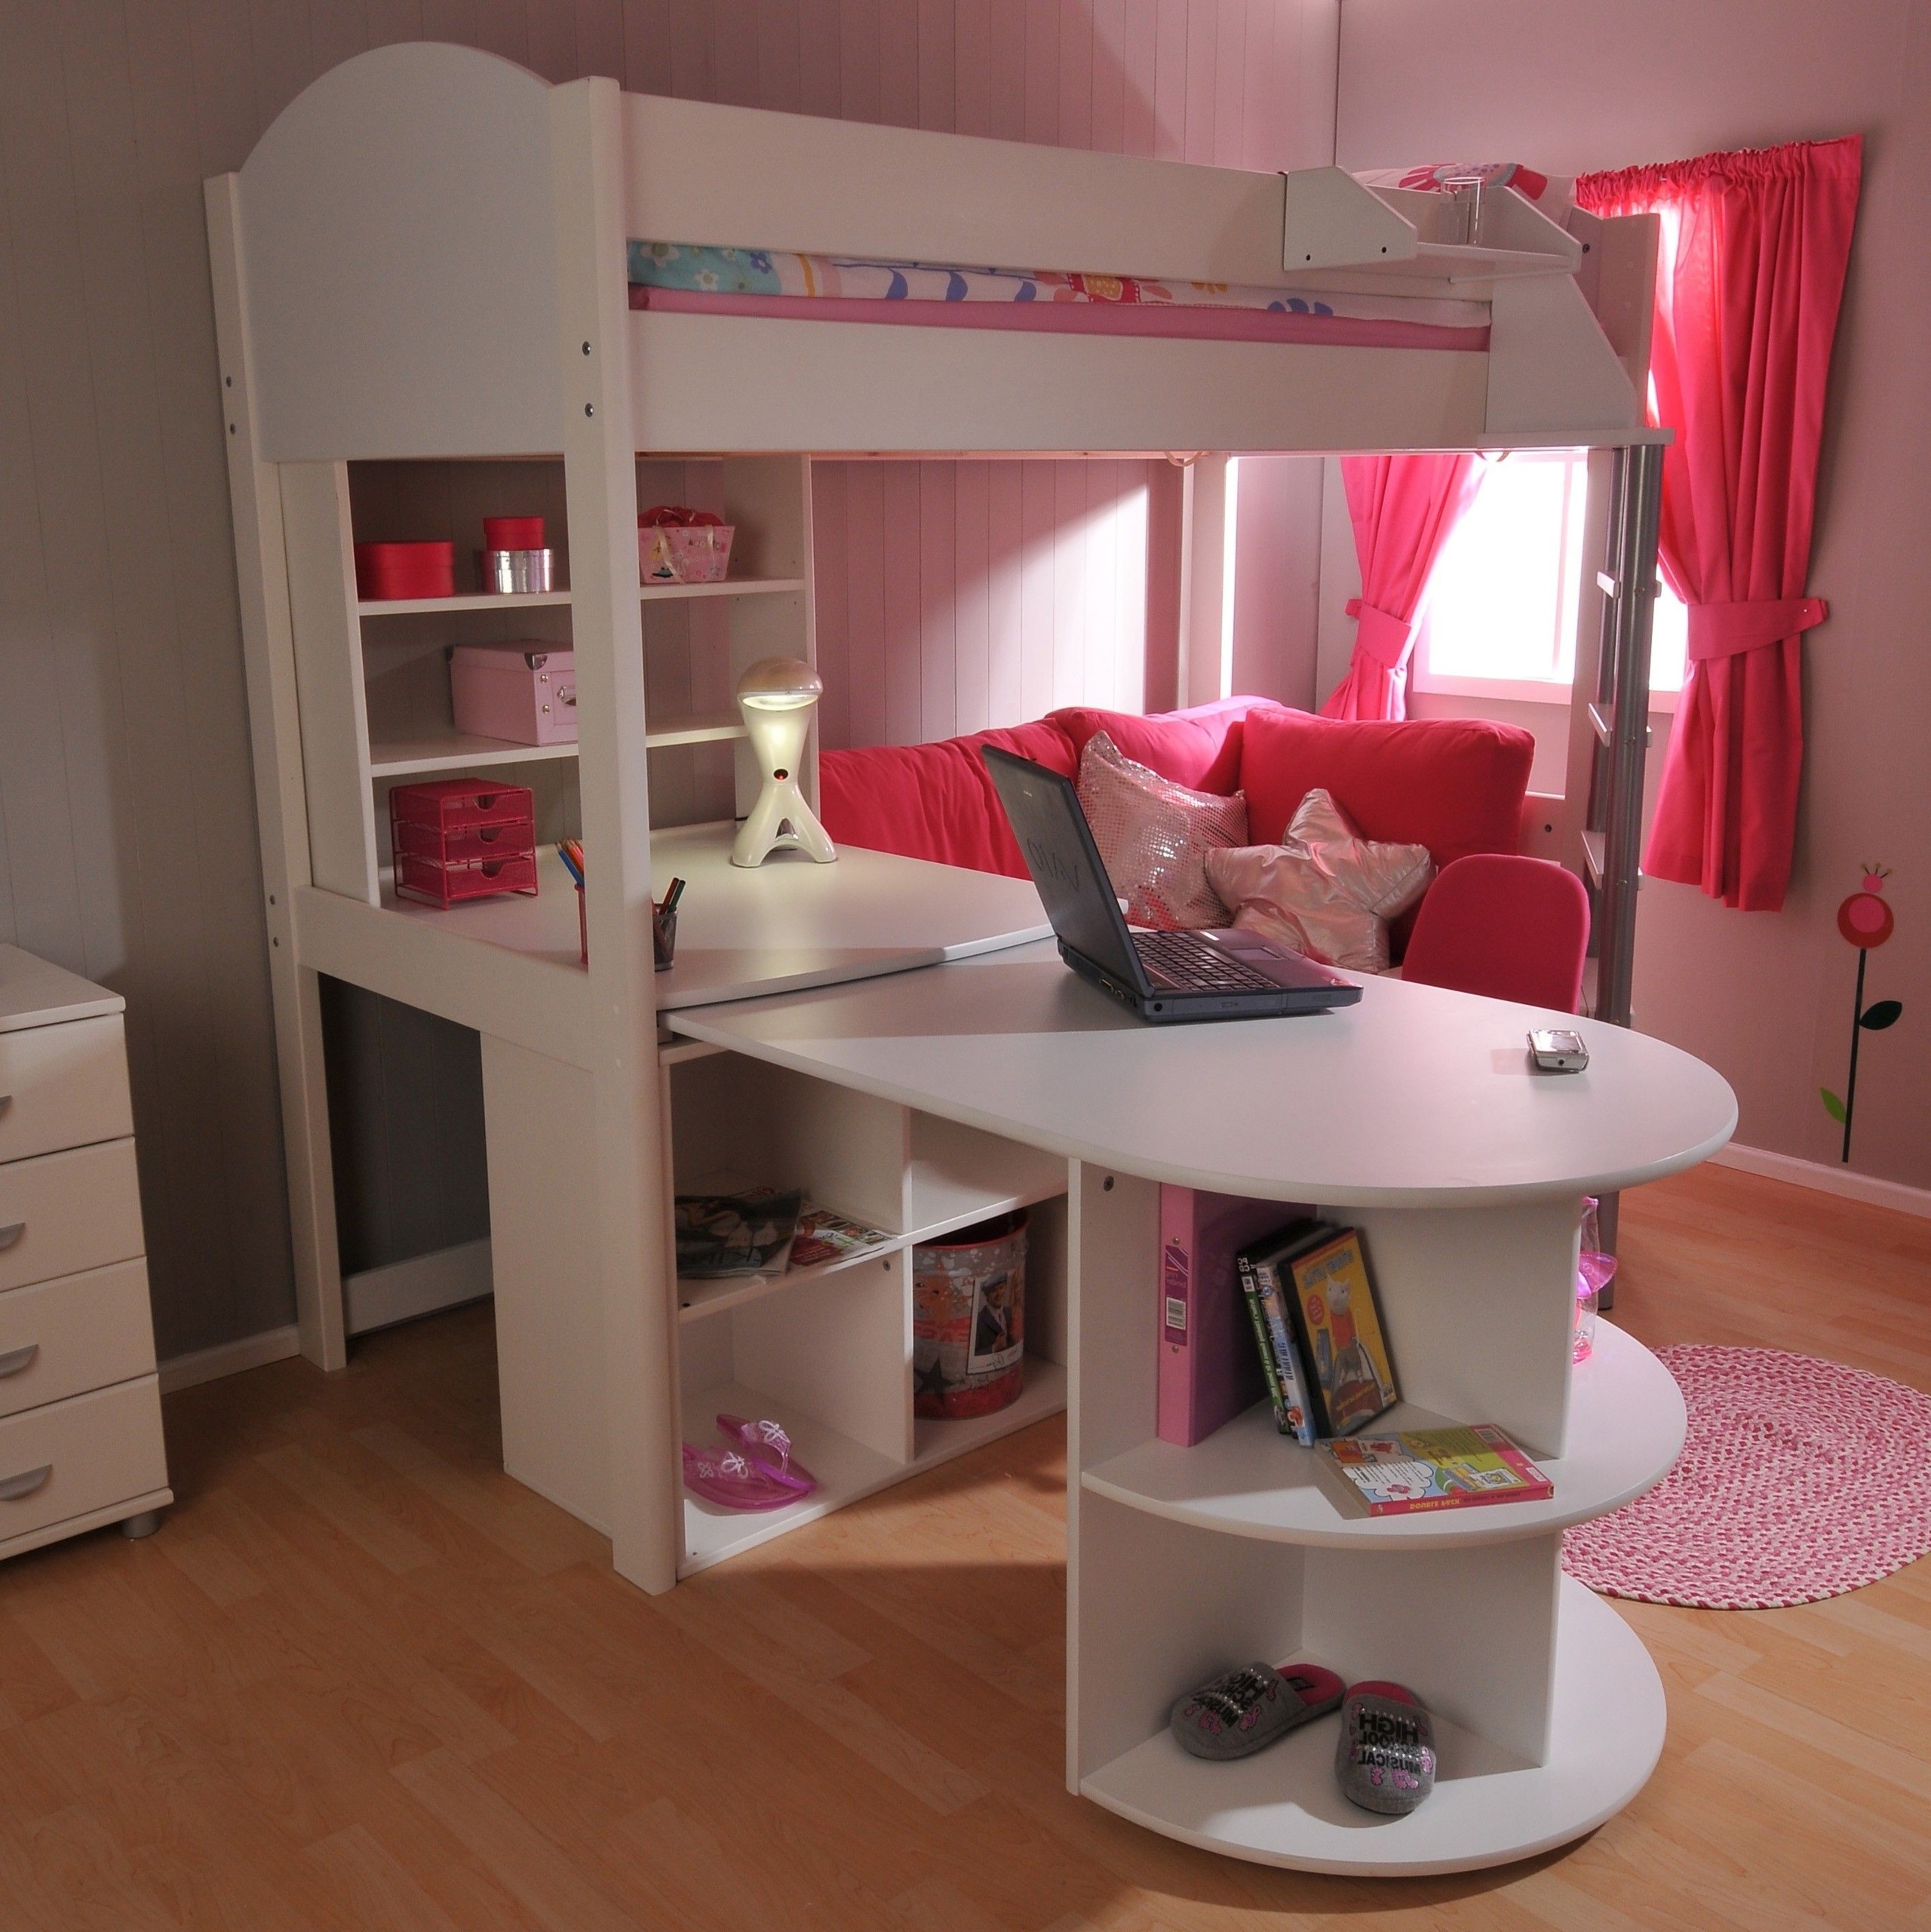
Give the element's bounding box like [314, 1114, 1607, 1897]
[1338, 0, 1931, 1194]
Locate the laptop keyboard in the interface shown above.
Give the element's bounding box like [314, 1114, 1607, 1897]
[1133, 928, 1277, 993]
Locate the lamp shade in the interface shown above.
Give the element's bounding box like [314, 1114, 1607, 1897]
[735, 656, 823, 710]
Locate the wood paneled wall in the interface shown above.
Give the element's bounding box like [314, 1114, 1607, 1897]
[0, 1, 1338, 1359]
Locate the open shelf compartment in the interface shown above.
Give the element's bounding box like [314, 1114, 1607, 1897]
[667, 1049, 1070, 1575]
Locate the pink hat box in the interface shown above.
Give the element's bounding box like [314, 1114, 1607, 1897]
[355, 540, 456, 601]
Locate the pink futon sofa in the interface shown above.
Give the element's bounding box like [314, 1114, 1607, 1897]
[819, 697, 1537, 959]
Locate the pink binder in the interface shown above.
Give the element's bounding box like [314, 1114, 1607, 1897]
[1157, 1187, 1303, 1446]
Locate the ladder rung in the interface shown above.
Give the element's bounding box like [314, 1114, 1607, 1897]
[1581, 830, 1605, 885]
[1589, 702, 1614, 745]
[1596, 570, 1663, 600]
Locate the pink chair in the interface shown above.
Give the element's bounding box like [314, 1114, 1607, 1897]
[1400, 855, 1592, 1012]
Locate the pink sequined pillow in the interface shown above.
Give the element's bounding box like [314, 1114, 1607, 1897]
[1076, 731, 1248, 930]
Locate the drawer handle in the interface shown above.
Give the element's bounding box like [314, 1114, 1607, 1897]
[0, 1223, 22, 1252]
[0, 1344, 36, 1378]
[0, 1464, 51, 1502]
[0, 1094, 11, 1114]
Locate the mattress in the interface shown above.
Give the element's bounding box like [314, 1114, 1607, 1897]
[626, 242, 1491, 353]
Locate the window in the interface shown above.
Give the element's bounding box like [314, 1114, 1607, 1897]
[1410, 450, 1687, 706]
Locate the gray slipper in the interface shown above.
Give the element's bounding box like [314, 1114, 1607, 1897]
[1170, 1661, 1346, 1761]
[1335, 1680, 1436, 1814]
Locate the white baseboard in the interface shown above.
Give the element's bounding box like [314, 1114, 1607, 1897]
[345, 1236, 494, 1336]
[1710, 1142, 1931, 1220]
[158, 1325, 302, 1394]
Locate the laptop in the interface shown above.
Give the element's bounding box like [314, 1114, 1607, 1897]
[981, 745, 1363, 1024]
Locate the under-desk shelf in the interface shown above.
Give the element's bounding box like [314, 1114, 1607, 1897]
[1081, 1577, 1664, 1877]
[1081, 1321, 1682, 1550]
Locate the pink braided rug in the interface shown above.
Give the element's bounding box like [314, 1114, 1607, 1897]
[1561, 1345, 1931, 1611]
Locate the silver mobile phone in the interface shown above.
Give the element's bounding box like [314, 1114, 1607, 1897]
[1527, 1027, 1589, 1073]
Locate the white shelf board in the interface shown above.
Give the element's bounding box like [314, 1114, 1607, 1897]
[640, 576, 806, 602]
[358, 589, 573, 616]
[677, 1218, 898, 1323]
[1080, 1321, 1681, 1549]
[368, 733, 580, 778]
[679, 1146, 1068, 1323]
[680, 1358, 1067, 1576]
[366, 716, 743, 774]
[907, 1112, 1069, 1239]
[645, 711, 747, 748]
[354, 578, 800, 619]
[1082, 1576, 1663, 1876]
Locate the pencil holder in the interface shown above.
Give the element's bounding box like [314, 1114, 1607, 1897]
[652, 905, 677, 972]
[576, 883, 587, 966]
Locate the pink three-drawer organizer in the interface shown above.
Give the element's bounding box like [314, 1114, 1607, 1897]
[388, 779, 538, 908]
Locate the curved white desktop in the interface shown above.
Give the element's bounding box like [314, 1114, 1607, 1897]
[671, 941, 1736, 1877]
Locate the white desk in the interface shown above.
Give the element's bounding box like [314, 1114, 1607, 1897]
[668, 941, 1737, 1877]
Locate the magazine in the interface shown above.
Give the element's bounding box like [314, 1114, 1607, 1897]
[674, 1187, 803, 1278]
[1314, 1424, 1554, 1517]
[1281, 1225, 1398, 1436]
[787, 1205, 894, 1271]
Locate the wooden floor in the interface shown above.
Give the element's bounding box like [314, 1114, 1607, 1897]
[1, 1164, 1926, 1931]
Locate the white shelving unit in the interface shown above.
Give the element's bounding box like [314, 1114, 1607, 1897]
[278, 450, 821, 904]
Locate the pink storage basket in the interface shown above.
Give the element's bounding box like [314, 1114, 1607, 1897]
[639, 524, 735, 585]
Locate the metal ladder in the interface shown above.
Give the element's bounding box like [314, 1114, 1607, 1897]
[1579, 441, 1665, 1285]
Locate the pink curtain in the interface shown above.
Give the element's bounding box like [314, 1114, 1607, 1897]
[1579, 137, 1861, 911]
[1322, 454, 1483, 722]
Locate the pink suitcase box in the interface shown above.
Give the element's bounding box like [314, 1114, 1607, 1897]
[638, 505, 735, 585]
[449, 643, 577, 746]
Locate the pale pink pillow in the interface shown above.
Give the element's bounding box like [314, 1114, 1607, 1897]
[1205, 788, 1433, 972]
[1076, 731, 1248, 930]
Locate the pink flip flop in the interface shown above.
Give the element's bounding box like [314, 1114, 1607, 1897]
[716, 1414, 818, 1494]
[681, 1442, 803, 1512]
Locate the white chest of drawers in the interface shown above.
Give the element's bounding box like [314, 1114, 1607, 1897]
[0, 946, 170, 1555]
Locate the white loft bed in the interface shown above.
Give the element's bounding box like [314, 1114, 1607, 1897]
[209, 45, 1667, 1596]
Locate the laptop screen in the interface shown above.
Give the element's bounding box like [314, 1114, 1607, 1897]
[981, 748, 1147, 991]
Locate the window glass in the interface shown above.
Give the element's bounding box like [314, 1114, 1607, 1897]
[1413, 451, 1686, 700]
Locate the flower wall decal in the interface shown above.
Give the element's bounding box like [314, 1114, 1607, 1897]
[1822, 864, 1903, 1162]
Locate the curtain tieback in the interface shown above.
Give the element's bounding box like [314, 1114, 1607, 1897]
[1686, 596, 1828, 661]
[1344, 597, 1416, 672]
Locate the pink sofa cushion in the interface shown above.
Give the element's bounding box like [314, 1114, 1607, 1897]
[1239, 709, 1535, 872]
[1051, 696, 1276, 795]
[818, 718, 1076, 878]
[818, 697, 1279, 877]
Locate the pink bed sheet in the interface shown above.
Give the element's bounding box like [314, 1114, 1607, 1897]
[629, 284, 1490, 353]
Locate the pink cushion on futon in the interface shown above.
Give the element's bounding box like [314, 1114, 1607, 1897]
[818, 718, 1076, 877]
[1239, 710, 1534, 871]
[818, 697, 1279, 877]
[1050, 696, 1278, 795]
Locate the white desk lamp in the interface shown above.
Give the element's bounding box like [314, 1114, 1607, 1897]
[730, 656, 837, 868]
